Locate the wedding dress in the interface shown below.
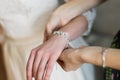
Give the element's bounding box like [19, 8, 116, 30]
[0, 0, 96, 80]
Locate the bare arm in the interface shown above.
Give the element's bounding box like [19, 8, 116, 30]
[81, 47, 120, 70]
[59, 15, 88, 41]
[46, 0, 107, 35]
[58, 46, 120, 71]
[100, 48, 120, 69]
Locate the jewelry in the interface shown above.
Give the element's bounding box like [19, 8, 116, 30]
[53, 31, 70, 48]
[102, 48, 108, 68]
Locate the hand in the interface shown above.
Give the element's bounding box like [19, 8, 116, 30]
[44, 1, 83, 41]
[57, 48, 84, 72]
[58, 46, 103, 71]
[26, 35, 67, 80]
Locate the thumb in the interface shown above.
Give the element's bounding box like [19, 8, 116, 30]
[57, 53, 70, 71]
[57, 53, 66, 69]
[46, 24, 53, 37]
[46, 15, 60, 36]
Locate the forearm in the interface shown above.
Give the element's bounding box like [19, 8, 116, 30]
[70, 0, 106, 10]
[59, 15, 88, 41]
[80, 46, 120, 70]
[72, 0, 106, 13]
[52, 0, 106, 28]
[60, 0, 106, 17]
[105, 48, 120, 70]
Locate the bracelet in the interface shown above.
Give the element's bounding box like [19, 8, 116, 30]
[53, 31, 70, 48]
[102, 48, 108, 68]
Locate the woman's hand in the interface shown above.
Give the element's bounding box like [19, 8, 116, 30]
[26, 35, 67, 80]
[58, 46, 103, 71]
[58, 48, 85, 72]
[45, 0, 83, 40]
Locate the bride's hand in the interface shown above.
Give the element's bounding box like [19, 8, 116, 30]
[45, 0, 82, 40]
[26, 35, 67, 80]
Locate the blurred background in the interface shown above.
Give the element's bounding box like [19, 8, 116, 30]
[87, 0, 120, 47]
[84, 0, 120, 79]
[0, 0, 120, 80]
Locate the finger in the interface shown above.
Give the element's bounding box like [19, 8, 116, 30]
[46, 16, 59, 36]
[57, 59, 71, 72]
[57, 52, 67, 70]
[26, 49, 37, 80]
[57, 59, 65, 69]
[43, 30, 47, 42]
[43, 56, 56, 80]
[36, 55, 49, 80]
[46, 24, 52, 37]
[57, 51, 71, 71]
[26, 45, 42, 80]
[58, 51, 66, 61]
[64, 61, 74, 72]
[43, 29, 49, 42]
[32, 50, 43, 77]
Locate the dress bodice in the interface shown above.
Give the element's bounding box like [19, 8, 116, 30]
[0, 0, 58, 38]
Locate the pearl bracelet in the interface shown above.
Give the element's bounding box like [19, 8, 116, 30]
[53, 31, 70, 48]
[102, 48, 108, 68]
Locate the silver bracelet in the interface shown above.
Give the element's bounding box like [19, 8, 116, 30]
[102, 48, 108, 68]
[53, 31, 70, 48]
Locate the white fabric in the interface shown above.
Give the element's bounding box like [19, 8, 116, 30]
[0, 0, 96, 80]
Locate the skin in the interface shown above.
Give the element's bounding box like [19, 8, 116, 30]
[0, 25, 4, 43]
[58, 46, 120, 71]
[26, 0, 106, 80]
[0, 24, 3, 36]
[27, 15, 88, 80]
[45, 0, 106, 37]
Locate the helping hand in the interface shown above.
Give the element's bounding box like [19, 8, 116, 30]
[57, 47, 85, 72]
[58, 46, 103, 71]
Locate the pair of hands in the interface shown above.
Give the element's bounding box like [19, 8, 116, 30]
[26, 1, 84, 80]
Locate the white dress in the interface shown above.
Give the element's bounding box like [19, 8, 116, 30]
[0, 0, 96, 80]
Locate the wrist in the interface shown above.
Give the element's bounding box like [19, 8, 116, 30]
[50, 34, 68, 49]
[53, 31, 70, 48]
[80, 46, 103, 66]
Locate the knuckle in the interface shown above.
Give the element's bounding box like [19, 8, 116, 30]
[37, 50, 44, 54]
[37, 77, 41, 80]
[26, 70, 31, 77]
[35, 51, 43, 57]
[26, 65, 31, 72]
[33, 67, 37, 75]
[46, 65, 52, 71]
[44, 52, 49, 57]
[44, 75, 50, 80]
[33, 65, 37, 71]
[38, 67, 43, 73]
[31, 49, 36, 56]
